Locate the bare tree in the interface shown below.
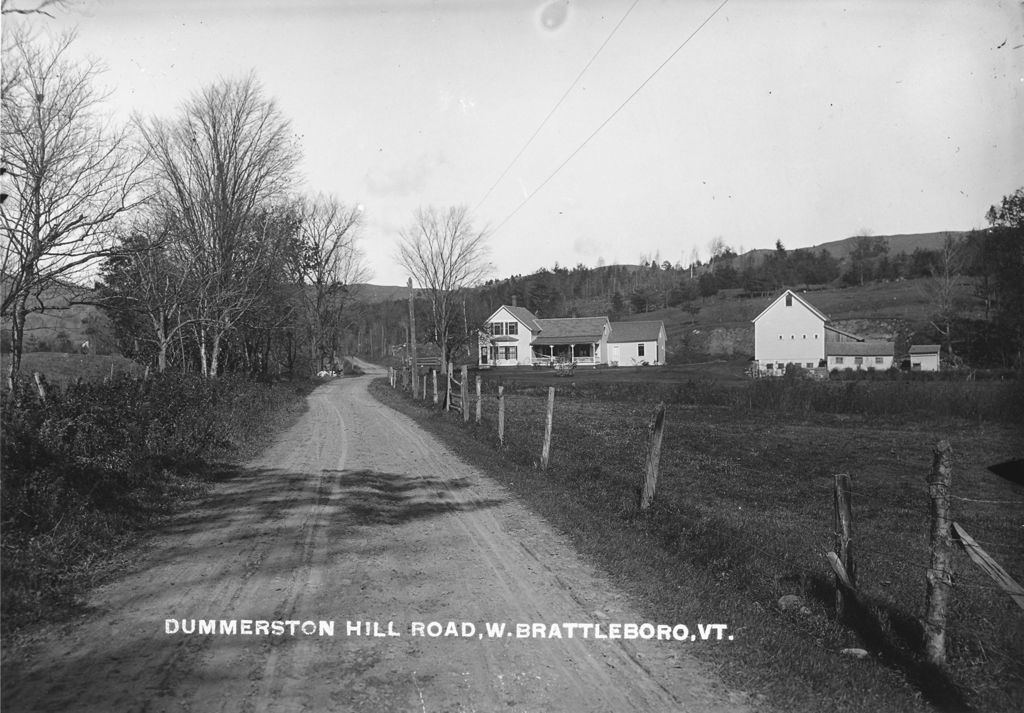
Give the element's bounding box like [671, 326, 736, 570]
[293, 194, 368, 372]
[1, 0, 73, 17]
[396, 205, 489, 374]
[1, 28, 146, 381]
[99, 221, 207, 372]
[922, 234, 968, 364]
[137, 74, 299, 377]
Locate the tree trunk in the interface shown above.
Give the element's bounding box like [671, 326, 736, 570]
[7, 295, 28, 386]
[209, 331, 222, 378]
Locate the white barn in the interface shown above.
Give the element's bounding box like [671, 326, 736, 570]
[752, 289, 894, 375]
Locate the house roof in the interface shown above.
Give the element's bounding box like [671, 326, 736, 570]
[825, 341, 894, 357]
[909, 344, 941, 355]
[487, 304, 539, 331]
[531, 316, 609, 346]
[608, 321, 664, 343]
[751, 289, 828, 324]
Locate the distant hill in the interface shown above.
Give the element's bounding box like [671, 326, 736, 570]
[351, 283, 408, 303]
[809, 231, 972, 261]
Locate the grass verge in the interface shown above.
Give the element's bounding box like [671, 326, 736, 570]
[370, 376, 1023, 713]
[1, 371, 315, 636]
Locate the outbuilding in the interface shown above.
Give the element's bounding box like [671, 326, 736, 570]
[908, 344, 941, 371]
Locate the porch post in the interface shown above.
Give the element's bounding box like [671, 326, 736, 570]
[570, 343, 575, 361]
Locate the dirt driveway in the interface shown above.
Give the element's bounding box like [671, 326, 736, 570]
[2, 363, 750, 712]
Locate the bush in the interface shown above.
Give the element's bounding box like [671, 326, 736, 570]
[1, 371, 314, 632]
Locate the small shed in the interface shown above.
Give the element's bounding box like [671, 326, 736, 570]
[607, 321, 667, 366]
[908, 344, 941, 371]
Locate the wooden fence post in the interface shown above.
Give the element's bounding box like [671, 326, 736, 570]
[461, 365, 469, 423]
[475, 375, 482, 424]
[833, 473, 856, 618]
[540, 386, 554, 470]
[639, 403, 666, 510]
[924, 440, 954, 666]
[422, 373, 427, 401]
[32, 371, 47, 404]
[432, 370, 438, 406]
[446, 363, 453, 411]
[497, 385, 505, 446]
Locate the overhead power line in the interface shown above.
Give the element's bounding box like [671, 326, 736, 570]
[489, 0, 730, 237]
[473, 0, 642, 214]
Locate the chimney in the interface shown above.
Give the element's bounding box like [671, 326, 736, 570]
[511, 295, 518, 307]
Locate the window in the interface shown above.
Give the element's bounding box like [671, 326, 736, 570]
[506, 322, 518, 336]
[779, 335, 783, 340]
[802, 334, 806, 339]
[875, 356, 884, 364]
[814, 334, 819, 339]
[785, 294, 793, 306]
[791, 335, 795, 339]
[638, 343, 645, 357]
[491, 322, 504, 336]
[854, 357, 863, 365]
[806, 363, 813, 368]
[835, 357, 845, 365]
[500, 346, 517, 360]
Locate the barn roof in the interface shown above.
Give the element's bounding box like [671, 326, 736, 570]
[531, 316, 609, 346]
[751, 289, 828, 324]
[608, 321, 664, 343]
[909, 344, 941, 355]
[825, 341, 894, 356]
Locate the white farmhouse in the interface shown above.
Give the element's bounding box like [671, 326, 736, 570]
[751, 289, 895, 375]
[479, 305, 667, 367]
[478, 305, 540, 367]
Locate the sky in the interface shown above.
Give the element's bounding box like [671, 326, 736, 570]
[6, 0, 1023, 286]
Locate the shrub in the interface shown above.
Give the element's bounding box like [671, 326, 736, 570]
[1, 371, 314, 631]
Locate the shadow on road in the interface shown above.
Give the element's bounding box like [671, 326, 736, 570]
[329, 469, 504, 526]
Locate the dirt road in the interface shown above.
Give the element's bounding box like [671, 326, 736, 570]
[2, 363, 750, 712]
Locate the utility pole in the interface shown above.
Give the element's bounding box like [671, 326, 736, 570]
[408, 278, 419, 398]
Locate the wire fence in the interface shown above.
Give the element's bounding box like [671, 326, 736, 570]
[386, 366, 1024, 675]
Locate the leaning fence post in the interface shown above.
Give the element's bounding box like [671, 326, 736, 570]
[32, 371, 47, 404]
[497, 385, 505, 446]
[639, 403, 666, 510]
[834, 473, 856, 619]
[432, 370, 438, 406]
[924, 440, 954, 666]
[461, 365, 469, 423]
[540, 386, 554, 470]
[475, 375, 482, 424]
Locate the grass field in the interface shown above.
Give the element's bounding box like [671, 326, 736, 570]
[374, 369, 1023, 713]
[1, 352, 145, 385]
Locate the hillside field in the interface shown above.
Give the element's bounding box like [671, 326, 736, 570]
[1, 352, 144, 385]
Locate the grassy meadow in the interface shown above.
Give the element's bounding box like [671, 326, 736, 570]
[373, 368, 1023, 713]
